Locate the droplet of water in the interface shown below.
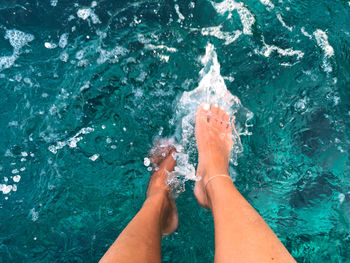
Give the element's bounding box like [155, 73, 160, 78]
[144, 157, 150, 167]
[89, 154, 99, 161]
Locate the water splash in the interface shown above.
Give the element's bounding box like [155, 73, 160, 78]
[165, 43, 253, 195]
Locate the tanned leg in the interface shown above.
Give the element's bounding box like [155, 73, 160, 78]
[194, 103, 296, 263]
[100, 150, 178, 263]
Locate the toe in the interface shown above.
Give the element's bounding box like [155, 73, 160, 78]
[222, 111, 230, 128]
[196, 103, 210, 123]
[211, 104, 220, 116]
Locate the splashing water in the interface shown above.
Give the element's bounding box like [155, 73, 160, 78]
[1, 0, 349, 261]
[164, 43, 253, 195]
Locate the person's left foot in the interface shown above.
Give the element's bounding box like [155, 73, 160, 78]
[146, 146, 178, 235]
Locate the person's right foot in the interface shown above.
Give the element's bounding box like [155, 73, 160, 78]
[194, 103, 235, 209]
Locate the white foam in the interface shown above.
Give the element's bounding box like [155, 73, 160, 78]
[175, 4, 185, 21]
[97, 46, 128, 64]
[338, 193, 345, 204]
[76, 50, 85, 60]
[313, 29, 334, 73]
[30, 208, 39, 221]
[5, 29, 34, 52]
[256, 37, 304, 61]
[314, 29, 334, 57]
[89, 154, 99, 161]
[77, 8, 90, 20]
[59, 33, 68, 48]
[159, 55, 170, 62]
[44, 42, 57, 49]
[145, 44, 177, 53]
[91, 1, 97, 8]
[0, 184, 12, 194]
[1, 29, 34, 71]
[201, 25, 242, 45]
[48, 127, 94, 154]
[77, 8, 101, 24]
[60, 52, 69, 62]
[212, 0, 255, 35]
[260, 0, 274, 9]
[0, 55, 16, 71]
[276, 14, 293, 31]
[145, 44, 177, 62]
[50, 0, 58, 7]
[301, 27, 312, 39]
[143, 157, 150, 166]
[13, 175, 21, 183]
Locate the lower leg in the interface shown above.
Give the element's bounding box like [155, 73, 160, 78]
[100, 149, 178, 263]
[208, 178, 295, 262]
[194, 103, 295, 263]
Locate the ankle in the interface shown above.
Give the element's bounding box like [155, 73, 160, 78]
[205, 175, 235, 204]
[202, 168, 230, 184]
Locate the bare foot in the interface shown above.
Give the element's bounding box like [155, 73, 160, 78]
[146, 147, 178, 235]
[194, 103, 234, 209]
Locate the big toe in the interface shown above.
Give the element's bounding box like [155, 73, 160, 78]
[196, 103, 210, 122]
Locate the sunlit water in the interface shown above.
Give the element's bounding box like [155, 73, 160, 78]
[1, 0, 350, 262]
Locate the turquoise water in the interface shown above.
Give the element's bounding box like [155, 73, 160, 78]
[1, 0, 350, 262]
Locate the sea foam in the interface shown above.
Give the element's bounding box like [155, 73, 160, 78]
[201, 25, 242, 45]
[0, 29, 34, 71]
[313, 29, 334, 73]
[212, 0, 255, 35]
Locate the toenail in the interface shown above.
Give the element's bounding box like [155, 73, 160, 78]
[203, 103, 210, 111]
[214, 103, 218, 107]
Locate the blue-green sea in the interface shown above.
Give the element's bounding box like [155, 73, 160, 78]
[1, 0, 350, 262]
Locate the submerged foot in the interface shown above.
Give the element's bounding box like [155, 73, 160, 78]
[194, 103, 235, 209]
[146, 145, 178, 235]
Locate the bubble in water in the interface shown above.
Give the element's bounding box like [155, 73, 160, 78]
[144, 157, 151, 167]
[51, 0, 58, 7]
[338, 193, 345, 204]
[91, 1, 97, 8]
[13, 175, 21, 183]
[44, 42, 57, 49]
